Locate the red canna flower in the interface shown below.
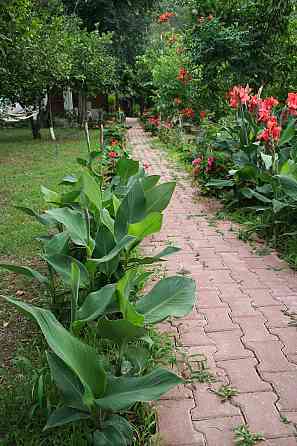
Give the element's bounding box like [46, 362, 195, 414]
[248, 95, 258, 112]
[192, 157, 202, 166]
[158, 12, 175, 23]
[108, 151, 118, 159]
[257, 128, 270, 143]
[287, 92, 297, 115]
[207, 156, 215, 169]
[177, 67, 192, 83]
[181, 108, 195, 119]
[200, 111, 207, 120]
[271, 126, 281, 140]
[228, 85, 251, 108]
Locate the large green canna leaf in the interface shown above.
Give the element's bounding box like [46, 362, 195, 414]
[145, 182, 175, 213]
[15, 206, 56, 226]
[76, 285, 116, 322]
[81, 171, 102, 214]
[115, 180, 146, 241]
[128, 212, 163, 239]
[141, 175, 160, 192]
[45, 406, 90, 430]
[44, 254, 90, 288]
[95, 368, 183, 411]
[135, 276, 196, 324]
[87, 235, 136, 267]
[46, 208, 89, 247]
[41, 186, 61, 204]
[128, 245, 180, 266]
[46, 351, 85, 407]
[116, 270, 144, 327]
[0, 263, 49, 285]
[100, 208, 115, 234]
[93, 225, 118, 276]
[42, 231, 70, 256]
[3, 297, 106, 400]
[92, 415, 133, 446]
[96, 319, 147, 344]
[277, 175, 297, 200]
[116, 159, 139, 183]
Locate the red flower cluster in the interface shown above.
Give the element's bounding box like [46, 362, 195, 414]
[108, 151, 118, 159]
[177, 67, 192, 84]
[200, 111, 207, 120]
[287, 93, 297, 116]
[258, 117, 281, 142]
[257, 97, 279, 123]
[148, 116, 160, 127]
[206, 156, 215, 172]
[158, 12, 175, 23]
[192, 157, 202, 166]
[229, 85, 252, 108]
[181, 108, 195, 119]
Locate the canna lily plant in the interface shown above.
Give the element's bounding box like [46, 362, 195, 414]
[1, 146, 197, 444]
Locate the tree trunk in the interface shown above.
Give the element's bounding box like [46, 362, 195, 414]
[78, 91, 87, 127]
[30, 114, 41, 139]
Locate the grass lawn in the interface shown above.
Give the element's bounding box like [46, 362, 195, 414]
[0, 126, 100, 257]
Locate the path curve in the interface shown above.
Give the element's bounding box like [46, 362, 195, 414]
[127, 118, 297, 446]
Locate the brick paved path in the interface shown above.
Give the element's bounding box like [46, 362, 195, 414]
[128, 118, 297, 446]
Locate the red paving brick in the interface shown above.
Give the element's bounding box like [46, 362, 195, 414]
[129, 120, 297, 446]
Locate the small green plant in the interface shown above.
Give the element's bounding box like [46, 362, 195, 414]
[234, 424, 265, 446]
[182, 353, 216, 384]
[214, 385, 239, 402]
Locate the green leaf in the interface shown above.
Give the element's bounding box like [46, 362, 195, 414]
[46, 208, 88, 247]
[272, 199, 288, 214]
[41, 186, 61, 204]
[141, 175, 160, 191]
[15, 206, 56, 226]
[42, 232, 70, 256]
[3, 297, 106, 400]
[76, 285, 116, 322]
[94, 225, 118, 275]
[59, 175, 78, 185]
[115, 180, 146, 240]
[95, 368, 183, 411]
[135, 276, 196, 324]
[206, 179, 234, 188]
[278, 175, 297, 200]
[92, 415, 133, 446]
[70, 262, 80, 322]
[128, 245, 181, 266]
[128, 212, 163, 239]
[46, 351, 84, 406]
[81, 171, 102, 214]
[116, 270, 144, 327]
[145, 182, 175, 213]
[278, 120, 296, 147]
[100, 208, 115, 234]
[116, 159, 139, 183]
[0, 263, 48, 285]
[96, 320, 147, 344]
[44, 255, 90, 288]
[112, 195, 121, 215]
[88, 235, 135, 266]
[45, 406, 90, 430]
